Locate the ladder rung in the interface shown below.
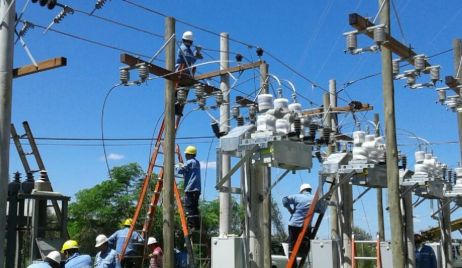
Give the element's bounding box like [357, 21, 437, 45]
[154, 164, 164, 168]
[354, 240, 377, 244]
[354, 257, 377, 260]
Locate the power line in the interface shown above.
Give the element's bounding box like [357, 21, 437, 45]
[22, 20, 152, 59]
[14, 136, 216, 141]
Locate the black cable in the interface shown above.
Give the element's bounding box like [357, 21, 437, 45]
[23, 20, 152, 59]
[15, 135, 215, 141]
[101, 84, 122, 180]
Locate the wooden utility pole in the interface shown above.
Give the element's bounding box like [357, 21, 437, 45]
[260, 62, 272, 268]
[374, 113, 386, 241]
[454, 39, 462, 161]
[379, 0, 405, 267]
[0, 0, 15, 266]
[162, 16, 175, 268]
[219, 32, 231, 237]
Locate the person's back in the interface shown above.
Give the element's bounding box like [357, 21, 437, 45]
[180, 157, 201, 193]
[282, 193, 312, 227]
[27, 262, 52, 268]
[416, 244, 437, 268]
[95, 248, 119, 268]
[108, 227, 143, 256]
[65, 252, 92, 268]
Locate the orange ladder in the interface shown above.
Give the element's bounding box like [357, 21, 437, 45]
[351, 234, 382, 268]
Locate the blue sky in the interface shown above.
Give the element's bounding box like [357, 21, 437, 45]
[8, 0, 462, 239]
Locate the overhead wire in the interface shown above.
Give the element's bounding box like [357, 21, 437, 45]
[391, 0, 407, 44]
[20, 19, 152, 59]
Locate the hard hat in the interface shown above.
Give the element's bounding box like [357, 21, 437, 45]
[148, 237, 158, 245]
[95, 234, 108, 247]
[45, 251, 61, 264]
[182, 31, 194, 41]
[123, 218, 133, 226]
[184, 145, 197, 155]
[61, 240, 79, 253]
[299, 183, 312, 193]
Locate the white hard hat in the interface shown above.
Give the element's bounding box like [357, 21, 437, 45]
[95, 234, 108, 247]
[182, 31, 194, 41]
[299, 183, 312, 193]
[148, 237, 158, 245]
[46, 251, 61, 264]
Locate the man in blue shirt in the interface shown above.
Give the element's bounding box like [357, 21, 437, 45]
[61, 240, 92, 268]
[282, 183, 313, 259]
[415, 233, 437, 268]
[95, 234, 120, 268]
[108, 218, 144, 268]
[177, 145, 201, 230]
[176, 31, 202, 76]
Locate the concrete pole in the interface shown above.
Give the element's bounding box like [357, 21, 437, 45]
[219, 32, 231, 237]
[453, 39, 462, 161]
[162, 16, 175, 268]
[402, 190, 415, 268]
[379, 0, 405, 267]
[374, 114, 386, 241]
[0, 0, 15, 266]
[441, 199, 453, 268]
[249, 164, 262, 268]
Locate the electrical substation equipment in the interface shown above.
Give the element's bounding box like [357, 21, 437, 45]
[31, 0, 58, 9]
[436, 85, 462, 112]
[119, 67, 130, 85]
[444, 167, 462, 207]
[401, 151, 450, 199]
[393, 55, 441, 89]
[343, 24, 386, 55]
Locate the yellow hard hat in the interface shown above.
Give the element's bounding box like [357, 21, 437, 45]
[61, 240, 79, 253]
[184, 145, 197, 155]
[123, 218, 133, 226]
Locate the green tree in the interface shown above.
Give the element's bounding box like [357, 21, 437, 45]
[352, 226, 375, 268]
[68, 163, 146, 254]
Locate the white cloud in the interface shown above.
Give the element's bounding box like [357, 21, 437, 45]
[200, 161, 216, 169]
[100, 153, 125, 161]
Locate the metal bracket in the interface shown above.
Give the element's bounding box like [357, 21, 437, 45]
[215, 145, 259, 191]
[400, 183, 419, 198]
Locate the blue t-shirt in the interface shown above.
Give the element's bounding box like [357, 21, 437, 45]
[415, 244, 437, 268]
[178, 158, 201, 192]
[282, 193, 313, 227]
[95, 248, 120, 268]
[65, 253, 92, 268]
[176, 43, 196, 67]
[27, 262, 53, 268]
[108, 227, 144, 256]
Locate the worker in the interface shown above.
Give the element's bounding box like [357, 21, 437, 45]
[177, 145, 201, 230]
[176, 30, 202, 75]
[108, 218, 144, 268]
[415, 233, 437, 268]
[282, 183, 313, 259]
[61, 240, 92, 268]
[27, 251, 61, 268]
[147, 237, 163, 268]
[94, 234, 120, 268]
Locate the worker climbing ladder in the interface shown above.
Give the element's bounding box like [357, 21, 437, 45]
[286, 171, 356, 268]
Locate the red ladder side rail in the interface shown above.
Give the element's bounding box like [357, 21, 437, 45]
[141, 168, 164, 237]
[286, 188, 321, 268]
[376, 235, 382, 268]
[119, 122, 165, 259]
[352, 234, 356, 268]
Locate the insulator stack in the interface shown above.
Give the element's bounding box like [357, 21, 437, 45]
[119, 68, 129, 85]
[138, 63, 148, 82]
[95, 0, 109, 10]
[195, 84, 204, 99]
[215, 91, 223, 106]
[454, 172, 458, 184]
[53, 6, 74, 24]
[177, 88, 187, 104]
[323, 128, 331, 143]
[294, 117, 302, 136]
[392, 60, 400, 76]
[448, 169, 453, 182]
[437, 90, 446, 104]
[442, 165, 447, 180]
[407, 75, 416, 85]
[373, 26, 385, 44]
[414, 55, 426, 71]
[249, 105, 257, 122]
[309, 124, 317, 140]
[430, 66, 440, 83]
[346, 33, 357, 51]
[18, 21, 34, 38]
[232, 107, 240, 118]
[237, 116, 244, 126]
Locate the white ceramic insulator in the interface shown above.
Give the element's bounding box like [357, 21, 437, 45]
[274, 98, 289, 110]
[414, 151, 425, 163]
[352, 146, 368, 160]
[353, 131, 366, 145]
[275, 118, 290, 135]
[256, 114, 275, 132]
[257, 94, 274, 113]
[288, 103, 302, 114]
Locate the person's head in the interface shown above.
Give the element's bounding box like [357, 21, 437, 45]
[95, 234, 109, 251]
[184, 145, 197, 160]
[182, 31, 194, 46]
[44, 251, 61, 268]
[61, 240, 79, 258]
[299, 183, 312, 194]
[414, 234, 423, 246]
[147, 237, 158, 250]
[123, 218, 133, 228]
